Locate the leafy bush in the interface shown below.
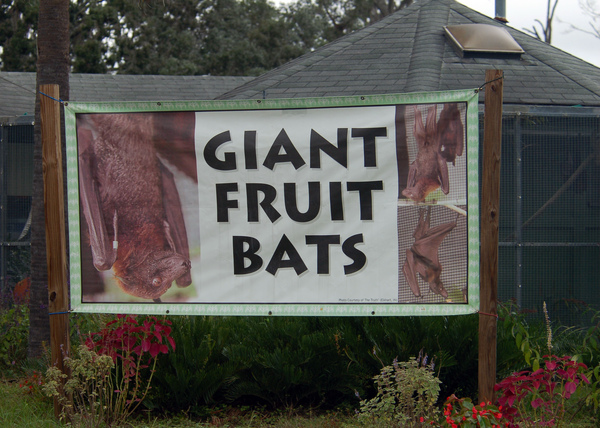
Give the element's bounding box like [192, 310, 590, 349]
[495, 354, 590, 426]
[0, 303, 29, 375]
[148, 316, 240, 414]
[44, 345, 114, 427]
[357, 352, 440, 426]
[223, 317, 368, 408]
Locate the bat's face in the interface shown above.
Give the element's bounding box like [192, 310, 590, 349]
[115, 251, 191, 300]
[428, 278, 448, 299]
[402, 176, 440, 202]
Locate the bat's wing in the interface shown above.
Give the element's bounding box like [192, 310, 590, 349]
[77, 125, 117, 271]
[159, 161, 192, 287]
[153, 112, 198, 182]
[402, 249, 422, 297]
[438, 103, 464, 164]
[411, 220, 456, 267]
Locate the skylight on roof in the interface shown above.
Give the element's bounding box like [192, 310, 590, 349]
[444, 24, 524, 56]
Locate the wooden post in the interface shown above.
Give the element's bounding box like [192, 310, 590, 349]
[478, 70, 503, 403]
[40, 84, 70, 418]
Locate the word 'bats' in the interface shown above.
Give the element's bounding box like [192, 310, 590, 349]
[77, 113, 191, 302]
[402, 207, 456, 298]
[402, 104, 464, 202]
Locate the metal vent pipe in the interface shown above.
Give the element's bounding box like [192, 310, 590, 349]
[495, 0, 508, 23]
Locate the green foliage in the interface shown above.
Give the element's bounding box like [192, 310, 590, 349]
[357, 352, 440, 426]
[568, 307, 600, 411]
[148, 316, 240, 413]
[342, 315, 481, 399]
[2, 0, 417, 75]
[5, 246, 31, 285]
[0, 0, 38, 71]
[0, 303, 29, 375]
[223, 317, 367, 408]
[286, 0, 413, 41]
[70, 0, 122, 73]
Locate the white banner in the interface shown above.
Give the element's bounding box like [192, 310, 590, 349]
[64, 90, 480, 316]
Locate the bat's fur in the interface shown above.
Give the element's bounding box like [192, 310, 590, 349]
[78, 113, 191, 301]
[437, 103, 464, 165]
[402, 104, 464, 202]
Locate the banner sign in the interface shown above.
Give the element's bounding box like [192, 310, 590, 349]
[64, 90, 480, 316]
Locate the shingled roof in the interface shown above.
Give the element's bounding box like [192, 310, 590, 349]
[0, 72, 254, 119]
[219, 0, 600, 106]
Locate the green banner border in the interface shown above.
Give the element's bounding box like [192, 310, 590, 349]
[64, 89, 480, 316]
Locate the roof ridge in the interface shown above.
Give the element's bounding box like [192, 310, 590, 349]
[406, 0, 450, 92]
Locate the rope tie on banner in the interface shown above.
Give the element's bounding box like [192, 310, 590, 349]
[475, 72, 505, 93]
[38, 91, 65, 104]
[48, 310, 72, 316]
[478, 310, 499, 318]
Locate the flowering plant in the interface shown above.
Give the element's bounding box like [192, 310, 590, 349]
[357, 351, 440, 426]
[438, 394, 505, 428]
[494, 354, 590, 426]
[84, 314, 175, 420]
[19, 370, 44, 396]
[44, 314, 175, 426]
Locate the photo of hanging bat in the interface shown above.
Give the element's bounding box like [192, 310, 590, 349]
[402, 206, 457, 298]
[77, 113, 192, 302]
[402, 103, 464, 202]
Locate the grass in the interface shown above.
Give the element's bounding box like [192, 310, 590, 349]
[0, 378, 362, 428]
[2, 376, 599, 428]
[0, 380, 61, 427]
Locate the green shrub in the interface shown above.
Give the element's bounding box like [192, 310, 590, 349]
[44, 345, 114, 427]
[0, 303, 29, 376]
[357, 352, 440, 426]
[223, 317, 367, 408]
[148, 316, 241, 414]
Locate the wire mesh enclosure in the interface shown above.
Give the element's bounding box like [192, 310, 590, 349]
[492, 109, 600, 326]
[0, 121, 33, 306]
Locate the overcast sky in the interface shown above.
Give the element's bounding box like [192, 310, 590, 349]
[459, 0, 600, 67]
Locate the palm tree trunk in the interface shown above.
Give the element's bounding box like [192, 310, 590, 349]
[28, 0, 70, 359]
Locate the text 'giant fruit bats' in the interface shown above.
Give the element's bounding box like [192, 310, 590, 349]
[402, 207, 456, 298]
[77, 113, 192, 302]
[402, 103, 464, 202]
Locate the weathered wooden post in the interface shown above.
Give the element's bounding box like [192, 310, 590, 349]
[478, 69, 503, 403]
[40, 84, 70, 418]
